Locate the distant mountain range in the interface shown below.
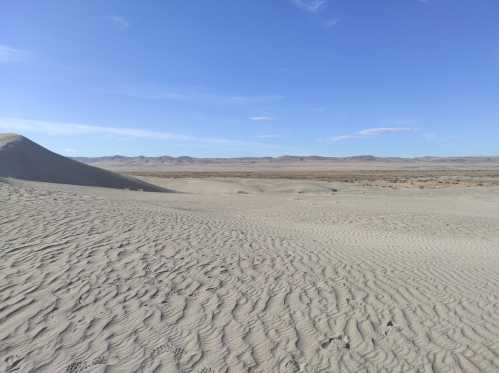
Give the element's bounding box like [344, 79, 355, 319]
[74, 155, 499, 166]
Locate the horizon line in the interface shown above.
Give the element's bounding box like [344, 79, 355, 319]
[72, 154, 499, 160]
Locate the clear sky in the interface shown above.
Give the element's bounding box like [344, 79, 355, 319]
[1, 0, 498, 157]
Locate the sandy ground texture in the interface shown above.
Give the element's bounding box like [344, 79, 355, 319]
[1, 177, 499, 373]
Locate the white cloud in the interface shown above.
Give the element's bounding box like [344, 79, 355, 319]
[0, 45, 29, 63]
[357, 127, 415, 136]
[292, 0, 327, 13]
[250, 116, 274, 122]
[328, 134, 359, 142]
[324, 127, 416, 142]
[111, 16, 130, 30]
[0, 117, 278, 148]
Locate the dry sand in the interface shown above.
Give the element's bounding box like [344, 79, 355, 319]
[1, 177, 499, 373]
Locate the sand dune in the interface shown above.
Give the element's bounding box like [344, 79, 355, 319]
[1, 177, 498, 372]
[0, 134, 168, 192]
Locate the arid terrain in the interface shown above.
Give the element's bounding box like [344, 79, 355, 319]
[77, 154, 499, 190]
[1, 172, 499, 372]
[1, 134, 499, 373]
[3, 0, 499, 371]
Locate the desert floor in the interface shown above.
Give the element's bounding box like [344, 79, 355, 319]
[1, 177, 499, 373]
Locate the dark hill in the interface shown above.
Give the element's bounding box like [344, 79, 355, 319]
[0, 134, 168, 192]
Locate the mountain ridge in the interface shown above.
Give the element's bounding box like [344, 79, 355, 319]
[74, 154, 499, 165]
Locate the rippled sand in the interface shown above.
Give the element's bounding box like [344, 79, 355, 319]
[1, 178, 498, 372]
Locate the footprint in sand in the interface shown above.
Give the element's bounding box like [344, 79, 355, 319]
[65, 361, 88, 373]
[321, 335, 350, 350]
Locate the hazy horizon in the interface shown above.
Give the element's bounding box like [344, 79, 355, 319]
[4, 133, 499, 159]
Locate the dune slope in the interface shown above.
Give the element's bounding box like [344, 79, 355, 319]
[0, 134, 167, 192]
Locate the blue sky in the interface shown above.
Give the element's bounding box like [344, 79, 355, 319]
[1, 0, 498, 157]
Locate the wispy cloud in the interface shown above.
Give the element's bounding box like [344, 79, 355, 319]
[292, 0, 327, 13]
[113, 86, 284, 105]
[250, 116, 274, 122]
[324, 127, 417, 142]
[0, 117, 190, 141]
[0, 117, 278, 148]
[110, 16, 130, 30]
[292, 1, 339, 31]
[358, 127, 415, 136]
[0, 45, 30, 63]
[0, 118, 256, 144]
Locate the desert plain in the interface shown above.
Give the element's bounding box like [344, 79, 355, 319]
[1, 146, 499, 372]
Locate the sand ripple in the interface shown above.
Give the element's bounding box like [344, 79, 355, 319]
[1, 181, 499, 372]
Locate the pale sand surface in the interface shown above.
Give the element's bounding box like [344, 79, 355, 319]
[1, 177, 499, 372]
